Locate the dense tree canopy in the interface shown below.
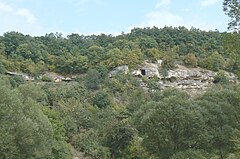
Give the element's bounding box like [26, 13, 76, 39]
[0, 26, 234, 76]
[0, 1, 240, 158]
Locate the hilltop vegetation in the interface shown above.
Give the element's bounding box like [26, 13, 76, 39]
[1, 0, 240, 157]
[0, 26, 240, 159]
[0, 26, 239, 78]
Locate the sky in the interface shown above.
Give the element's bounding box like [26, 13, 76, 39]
[0, 0, 230, 36]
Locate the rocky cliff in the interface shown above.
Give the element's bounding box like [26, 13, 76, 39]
[111, 61, 238, 93]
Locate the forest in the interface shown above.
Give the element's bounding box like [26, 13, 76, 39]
[1, 0, 240, 159]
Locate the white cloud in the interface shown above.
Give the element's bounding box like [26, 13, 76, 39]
[200, 0, 219, 7]
[156, 0, 171, 8]
[0, 2, 43, 35]
[144, 10, 183, 27]
[133, 9, 220, 31]
[0, 2, 36, 24]
[0, 2, 13, 12]
[85, 31, 122, 36]
[129, 0, 223, 32]
[132, 0, 185, 29]
[16, 8, 36, 24]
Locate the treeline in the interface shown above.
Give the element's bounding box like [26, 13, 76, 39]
[1, 74, 240, 159]
[0, 26, 239, 77]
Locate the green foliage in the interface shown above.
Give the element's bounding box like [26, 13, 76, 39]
[0, 79, 54, 159]
[55, 99, 95, 139]
[133, 89, 207, 158]
[95, 65, 109, 82]
[146, 76, 161, 90]
[184, 53, 198, 67]
[122, 137, 153, 159]
[18, 83, 48, 103]
[226, 153, 240, 159]
[137, 36, 158, 50]
[55, 54, 89, 74]
[42, 75, 53, 82]
[222, 32, 240, 78]
[0, 27, 236, 76]
[104, 122, 136, 158]
[92, 91, 111, 108]
[9, 75, 25, 87]
[144, 48, 163, 62]
[105, 78, 124, 94]
[46, 83, 89, 106]
[214, 70, 229, 84]
[197, 85, 240, 158]
[42, 107, 72, 159]
[0, 62, 6, 74]
[72, 129, 110, 159]
[170, 150, 208, 159]
[103, 48, 124, 69]
[1, 23, 240, 159]
[84, 68, 101, 90]
[87, 45, 105, 65]
[223, 0, 240, 30]
[201, 52, 226, 71]
[16, 43, 32, 59]
[126, 89, 149, 114]
[161, 49, 178, 69]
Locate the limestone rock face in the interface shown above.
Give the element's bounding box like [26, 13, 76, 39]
[130, 62, 238, 91]
[109, 60, 238, 93]
[5, 71, 34, 81]
[160, 66, 238, 90]
[132, 61, 161, 78]
[108, 65, 129, 77]
[161, 67, 216, 90]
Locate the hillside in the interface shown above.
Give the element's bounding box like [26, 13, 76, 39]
[1, 27, 240, 159]
[0, 27, 238, 76]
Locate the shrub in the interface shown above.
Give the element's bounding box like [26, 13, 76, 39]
[41, 76, 53, 82]
[184, 53, 198, 67]
[201, 52, 226, 71]
[92, 91, 111, 108]
[213, 70, 229, 84]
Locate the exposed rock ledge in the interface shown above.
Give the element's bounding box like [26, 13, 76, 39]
[110, 61, 238, 91]
[162, 65, 236, 90]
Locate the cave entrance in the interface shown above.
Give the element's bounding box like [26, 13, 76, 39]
[141, 69, 146, 76]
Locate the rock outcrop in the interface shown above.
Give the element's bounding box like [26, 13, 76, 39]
[108, 65, 129, 77]
[159, 65, 238, 90]
[132, 61, 161, 78]
[5, 71, 34, 81]
[161, 66, 216, 90]
[129, 61, 238, 91]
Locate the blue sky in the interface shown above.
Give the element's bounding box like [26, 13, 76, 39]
[0, 0, 230, 36]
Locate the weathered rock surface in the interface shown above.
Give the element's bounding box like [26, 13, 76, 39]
[130, 62, 238, 91]
[5, 71, 34, 81]
[132, 61, 161, 78]
[109, 65, 129, 77]
[160, 65, 238, 90]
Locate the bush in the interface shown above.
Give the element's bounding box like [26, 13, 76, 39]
[72, 130, 110, 159]
[92, 91, 111, 108]
[42, 76, 53, 82]
[184, 53, 198, 67]
[161, 51, 178, 69]
[213, 70, 229, 84]
[201, 53, 226, 71]
[84, 69, 100, 90]
[104, 122, 136, 158]
[10, 75, 25, 87]
[170, 150, 208, 159]
[0, 62, 6, 74]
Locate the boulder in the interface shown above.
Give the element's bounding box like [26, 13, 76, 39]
[109, 65, 129, 77]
